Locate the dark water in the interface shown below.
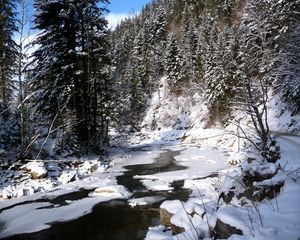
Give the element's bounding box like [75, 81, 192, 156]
[1, 147, 191, 240]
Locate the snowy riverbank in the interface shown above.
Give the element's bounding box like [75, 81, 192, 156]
[0, 135, 232, 238]
[1, 130, 300, 239]
[146, 135, 300, 240]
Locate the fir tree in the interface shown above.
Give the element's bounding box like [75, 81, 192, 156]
[0, 0, 17, 104]
[273, 0, 300, 114]
[181, 4, 199, 83]
[31, 0, 110, 153]
[204, 24, 237, 119]
[164, 33, 182, 88]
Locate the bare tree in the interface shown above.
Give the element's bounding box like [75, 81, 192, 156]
[16, 0, 34, 159]
[228, 1, 274, 153]
[231, 77, 270, 152]
[228, 0, 293, 161]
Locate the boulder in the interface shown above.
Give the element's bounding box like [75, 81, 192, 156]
[171, 224, 185, 235]
[81, 160, 98, 172]
[159, 208, 186, 235]
[21, 161, 47, 179]
[92, 185, 132, 199]
[213, 218, 243, 239]
[57, 171, 77, 184]
[160, 208, 173, 226]
[159, 200, 182, 226]
[0, 193, 7, 200]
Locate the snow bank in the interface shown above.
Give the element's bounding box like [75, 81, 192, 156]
[0, 156, 110, 200]
[268, 92, 300, 132]
[141, 77, 210, 132]
[0, 189, 131, 238]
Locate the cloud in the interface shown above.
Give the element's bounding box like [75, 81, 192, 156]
[106, 12, 135, 30]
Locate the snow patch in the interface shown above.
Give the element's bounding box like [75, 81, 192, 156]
[91, 185, 132, 198]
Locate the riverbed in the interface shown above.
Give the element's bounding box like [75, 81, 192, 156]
[0, 144, 229, 239]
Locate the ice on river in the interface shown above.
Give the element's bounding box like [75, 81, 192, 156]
[134, 145, 229, 191]
[0, 143, 230, 238]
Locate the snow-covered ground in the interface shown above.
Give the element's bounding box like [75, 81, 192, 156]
[1, 77, 300, 239]
[0, 139, 231, 238]
[141, 79, 300, 240]
[146, 135, 300, 240]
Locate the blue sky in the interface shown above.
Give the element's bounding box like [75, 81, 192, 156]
[108, 0, 151, 14]
[106, 0, 152, 29]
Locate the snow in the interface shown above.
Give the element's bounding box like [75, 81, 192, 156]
[1, 76, 300, 239]
[146, 226, 173, 240]
[0, 157, 109, 199]
[160, 200, 183, 214]
[133, 145, 229, 191]
[217, 135, 300, 240]
[91, 185, 132, 198]
[0, 138, 231, 238]
[128, 196, 166, 207]
[21, 161, 48, 179]
[268, 92, 300, 132]
[0, 194, 127, 238]
[183, 177, 220, 200]
[216, 205, 251, 234]
[141, 82, 300, 240]
[145, 133, 300, 239]
[0, 169, 132, 238]
[174, 147, 229, 176]
[57, 170, 77, 184]
[141, 77, 210, 132]
[147, 197, 218, 240]
[140, 179, 173, 191]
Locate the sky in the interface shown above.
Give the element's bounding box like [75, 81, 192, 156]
[105, 0, 152, 29]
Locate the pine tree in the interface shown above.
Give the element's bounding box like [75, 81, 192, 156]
[204, 24, 237, 119]
[232, 0, 294, 150]
[124, 30, 148, 130]
[31, 0, 110, 154]
[0, 0, 17, 104]
[164, 33, 182, 88]
[181, 4, 199, 83]
[73, 0, 110, 150]
[272, 0, 300, 114]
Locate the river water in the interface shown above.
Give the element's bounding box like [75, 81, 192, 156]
[2, 147, 192, 240]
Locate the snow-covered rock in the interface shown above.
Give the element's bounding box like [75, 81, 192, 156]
[145, 226, 173, 240]
[91, 185, 132, 199]
[21, 161, 48, 179]
[128, 196, 166, 207]
[159, 200, 183, 226]
[57, 171, 77, 184]
[80, 160, 99, 172]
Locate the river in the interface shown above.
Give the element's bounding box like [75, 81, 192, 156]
[1, 147, 193, 240]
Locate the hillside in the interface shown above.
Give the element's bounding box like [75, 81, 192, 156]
[109, 0, 300, 134]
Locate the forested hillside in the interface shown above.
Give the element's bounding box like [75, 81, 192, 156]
[0, 0, 299, 159]
[110, 0, 300, 131]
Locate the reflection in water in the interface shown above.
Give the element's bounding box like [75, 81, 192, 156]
[2, 148, 191, 240]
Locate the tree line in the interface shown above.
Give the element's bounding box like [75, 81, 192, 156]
[0, 0, 300, 159]
[0, 0, 111, 159]
[109, 0, 300, 154]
